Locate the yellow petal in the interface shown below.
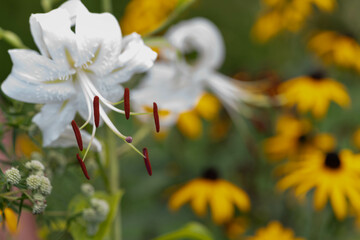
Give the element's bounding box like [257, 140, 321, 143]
[330, 187, 347, 220]
[177, 111, 203, 139]
[210, 183, 234, 224]
[195, 93, 221, 121]
[2, 208, 18, 235]
[15, 134, 41, 158]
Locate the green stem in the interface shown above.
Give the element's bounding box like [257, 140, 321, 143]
[101, 0, 113, 13]
[105, 125, 122, 240]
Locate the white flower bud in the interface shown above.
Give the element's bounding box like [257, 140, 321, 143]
[33, 193, 46, 202]
[26, 175, 41, 190]
[82, 208, 98, 222]
[25, 160, 45, 172]
[32, 201, 47, 214]
[39, 176, 52, 195]
[5, 167, 21, 185]
[81, 183, 95, 197]
[91, 199, 109, 221]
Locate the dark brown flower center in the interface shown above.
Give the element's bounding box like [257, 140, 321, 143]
[309, 70, 326, 80]
[297, 134, 308, 144]
[324, 152, 341, 169]
[202, 168, 219, 180]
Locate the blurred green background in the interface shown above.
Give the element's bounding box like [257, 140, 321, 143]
[2, 0, 360, 239]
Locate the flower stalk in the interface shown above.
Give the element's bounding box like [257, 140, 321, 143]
[105, 119, 122, 240]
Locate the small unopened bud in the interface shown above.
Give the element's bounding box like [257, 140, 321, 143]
[90, 199, 109, 221]
[26, 175, 42, 190]
[125, 136, 133, 143]
[25, 160, 45, 172]
[39, 176, 52, 196]
[81, 183, 95, 197]
[5, 167, 21, 185]
[32, 201, 47, 214]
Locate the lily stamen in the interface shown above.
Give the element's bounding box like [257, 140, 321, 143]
[153, 102, 160, 132]
[124, 88, 130, 119]
[71, 120, 83, 151]
[143, 148, 152, 176]
[76, 153, 90, 180]
[93, 96, 100, 128]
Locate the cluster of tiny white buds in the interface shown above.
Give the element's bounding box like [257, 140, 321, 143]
[82, 198, 110, 236]
[26, 175, 42, 190]
[24, 159, 52, 214]
[5, 167, 21, 185]
[25, 160, 45, 174]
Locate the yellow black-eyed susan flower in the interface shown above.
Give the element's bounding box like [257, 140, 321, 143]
[279, 71, 350, 118]
[168, 168, 251, 225]
[252, 0, 336, 43]
[264, 114, 335, 161]
[0, 208, 18, 235]
[277, 149, 360, 220]
[246, 221, 305, 240]
[308, 31, 360, 70]
[121, 0, 178, 36]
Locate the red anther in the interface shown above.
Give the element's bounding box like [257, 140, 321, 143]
[71, 120, 83, 151]
[153, 102, 160, 133]
[93, 96, 100, 128]
[124, 88, 130, 120]
[143, 148, 152, 176]
[76, 154, 90, 180]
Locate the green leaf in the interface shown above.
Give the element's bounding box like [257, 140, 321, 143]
[68, 190, 123, 240]
[153, 222, 214, 240]
[16, 194, 25, 227]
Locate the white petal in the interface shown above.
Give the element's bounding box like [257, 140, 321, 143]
[48, 126, 102, 152]
[59, 0, 88, 25]
[8, 49, 75, 81]
[1, 74, 76, 104]
[76, 10, 122, 74]
[30, 8, 78, 68]
[32, 101, 77, 146]
[132, 63, 203, 126]
[166, 18, 225, 70]
[104, 33, 157, 86]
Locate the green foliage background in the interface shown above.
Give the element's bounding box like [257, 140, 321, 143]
[2, 0, 360, 239]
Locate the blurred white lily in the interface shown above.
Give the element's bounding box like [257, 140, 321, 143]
[1, 0, 157, 154]
[132, 18, 271, 129]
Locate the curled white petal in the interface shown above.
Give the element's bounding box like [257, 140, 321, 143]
[166, 18, 225, 70]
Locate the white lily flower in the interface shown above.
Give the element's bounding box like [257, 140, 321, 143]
[1, 0, 157, 156]
[132, 18, 270, 129]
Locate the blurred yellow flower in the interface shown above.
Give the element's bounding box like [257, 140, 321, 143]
[253, 0, 336, 43]
[226, 217, 248, 240]
[195, 93, 221, 121]
[264, 114, 335, 161]
[168, 168, 251, 225]
[308, 31, 360, 70]
[177, 93, 222, 139]
[0, 208, 18, 235]
[177, 110, 203, 139]
[121, 0, 178, 35]
[246, 221, 305, 240]
[277, 149, 360, 220]
[15, 134, 41, 158]
[279, 73, 350, 118]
